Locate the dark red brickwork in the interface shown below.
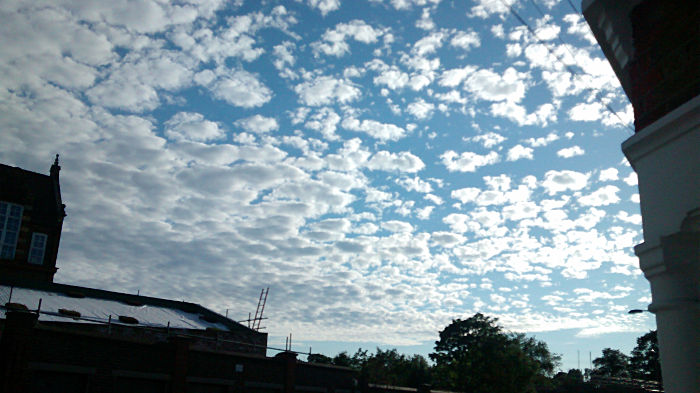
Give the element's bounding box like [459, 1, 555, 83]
[0, 311, 358, 393]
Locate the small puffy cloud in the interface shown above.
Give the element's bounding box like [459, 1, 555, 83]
[407, 98, 435, 119]
[450, 30, 480, 50]
[439, 66, 477, 87]
[542, 170, 590, 195]
[416, 205, 434, 220]
[413, 32, 445, 56]
[441, 150, 500, 172]
[526, 132, 559, 147]
[305, 107, 341, 140]
[599, 168, 619, 182]
[630, 194, 640, 203]
[470, 0, 514, 18]
[557, 145, 585, 158]
[234, 114, 278, 133]
[464, 67, 528, 103]
[165, 112, 224, 142]
[397, 176, 432, 193]
[382, 220, 413, 233]
[579, 185, 620, 206]
[367, 151, 425, 172]
[623, 172, 638, 186]
[452, 187, 481, 204]
[313, 20, 386, 56]
[616, 211, 642, 225]
[208, 69, 273, 108]
[308, 0, 341, 15]
[342, 117, 406, 141]
[425, 194, 444, 205]
[467, 132, 506, 148]
[507, 145, 534, 161]
[569, 102, 604, 122]
[295, 75, 361, 106]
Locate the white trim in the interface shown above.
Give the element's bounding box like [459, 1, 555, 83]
[0, 201, 23, 260]
[28, 232, 48, 265]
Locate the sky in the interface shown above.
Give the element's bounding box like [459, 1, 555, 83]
[0, 0, 655, 371]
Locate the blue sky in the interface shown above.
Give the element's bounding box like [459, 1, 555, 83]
[0, 0, 654, 371]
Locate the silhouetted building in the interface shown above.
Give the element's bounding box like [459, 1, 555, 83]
[583, 1, 699, 392]
[0, 158, 358, 393]
[0, 155, 65, 284]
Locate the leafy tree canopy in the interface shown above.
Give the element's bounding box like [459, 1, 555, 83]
[629, 330, 661, 382]
[430, 313, 560, 393]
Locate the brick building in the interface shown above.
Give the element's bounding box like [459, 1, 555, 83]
[0, 158, 358, 393]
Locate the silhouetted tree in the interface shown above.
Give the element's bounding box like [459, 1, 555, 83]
[629, 330, 661, 382]
[307, 353, 333, 364]
[592, 348, 630, 378]
[430, 313, 559, 393]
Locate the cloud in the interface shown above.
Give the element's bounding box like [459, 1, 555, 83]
[367, 151, 425, 172]
[397, 177, 432, 193]
[599, 168, 619, 182]
[464, 67, 528, 102]
[467, 132, 506, 148]
[439, 66, 477, 87]
[506, 145, 534, 161]
[441, 150, 500, 172]
[341, 117, 407, 141]
[557, 146, 585, 158]
[623, 172, 638, 186]
[526, 132, 559, 147]
[406, 99, 435, 119]
[450, 30, 480, 50]
[305, 108, 342, 140]
[295, 75, 361, 106]
[579, 185, 620, 206]
[542, 170, 590, 195]
[569, 102, 605, 122]
[234, 115, 279, 134]
[313, 20, 386, 56]
[308, 0, 341, 15]
[412, 32, 445, 56]
[165, 112, 224, 142]
[206, 69, 273, 108]
[452, 187, 481, 203]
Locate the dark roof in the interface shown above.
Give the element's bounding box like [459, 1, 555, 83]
[0, 279, 260, 335]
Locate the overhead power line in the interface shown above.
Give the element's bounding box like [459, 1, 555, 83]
[501, 0, 635, 132]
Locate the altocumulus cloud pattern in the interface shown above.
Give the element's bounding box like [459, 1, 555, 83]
[0, 0, 650, 369]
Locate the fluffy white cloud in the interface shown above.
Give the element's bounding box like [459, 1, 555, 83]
[308, 0, 341, 15]
[207, 69, 273, 108]
[367, 151, 425, 172]
[313, 20, 386, 56]
[441, 150, 500, 172]
[467, 132, 506, 148]
[439, 66, 477, 87]
[623, 172, 638, 186]
[413, 32, 445, 56]
[234, 115, 279, 134]
[542, 170, 590, 195]
[464, 67, 528, 102]
[295, 75, 361, 106]
[526, 132, 559, 147]
[579, 185, 620, 206]
[452, 187, 481, 203]
[599, 168, 619, 182]
[305, 108, 341, 140]
[407, 99, 435, 119]
[165, 112, 224, 142]
[557, 146, 585, 158]
[450, 30, 480, 50]
[342, 117, 407, 141]
[397, 177, 432, 193]
[507, 145, 534, 161]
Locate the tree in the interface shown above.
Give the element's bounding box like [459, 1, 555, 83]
[629, 330, 661, 382]
[430, 313, 559, 393]
[592, 348, 630, 378]
[359, 348, 431, 387]
[307, 353, 333, 364]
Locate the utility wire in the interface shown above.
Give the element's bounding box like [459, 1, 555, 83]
[503, 0, 635, 132]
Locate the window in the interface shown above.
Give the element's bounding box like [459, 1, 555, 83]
[0, 202, 23, 259]
[29, 233, 48, 265]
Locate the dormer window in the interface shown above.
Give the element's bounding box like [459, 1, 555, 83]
[28, 233, 48, 265]
[0, 202, 23, 259]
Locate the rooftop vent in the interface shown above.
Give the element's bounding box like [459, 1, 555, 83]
[118, 315, 139, 324]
